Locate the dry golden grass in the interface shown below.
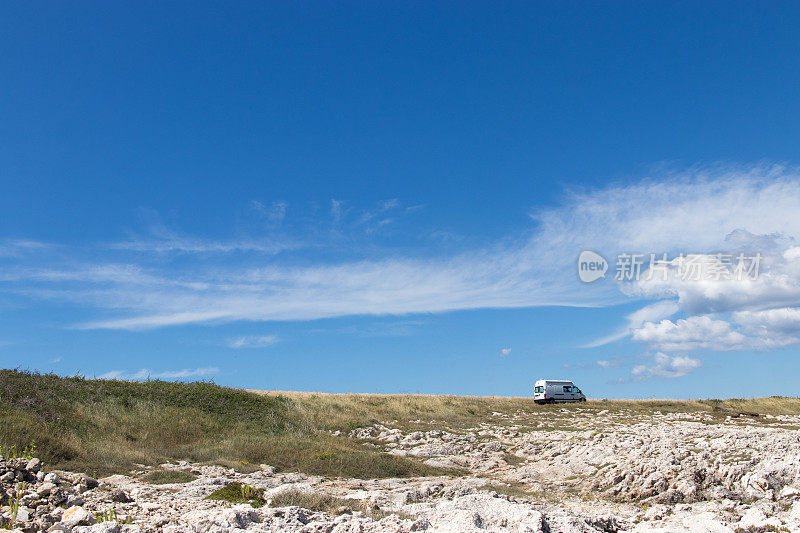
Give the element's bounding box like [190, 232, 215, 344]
[251, 390, 542, 431]
[252, 390, 800, 429]
[3, 370, 797, 478]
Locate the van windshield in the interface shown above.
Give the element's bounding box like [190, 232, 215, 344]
[534, 386, 544, 393]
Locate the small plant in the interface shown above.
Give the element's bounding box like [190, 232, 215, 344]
[206, 482, 267, 507]
[3, 481, 26, 530]
[0, 441, 38, 461]
[0, 445, 15, 461]
[0, 444, 21, 461]
[94, 508, 133, 524]
[240, 484, 259, 501]
[314, 452, 336, 460]
[22, 441, 37, 459]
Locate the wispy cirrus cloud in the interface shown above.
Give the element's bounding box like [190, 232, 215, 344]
[583, 300, 679, 348]
[251, 200, 288, 224]
[112, 233, 298, 254]
[227, 335, 280, 349]
[109, 209, 300, 254]
[0, 239, 50, 257]
[309, 319, 428, 337]
[5, 164, 800, 380]
[97, 367, 219, 380]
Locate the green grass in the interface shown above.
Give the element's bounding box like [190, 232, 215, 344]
[2, 369, 798, 480]
[0, 370, 454, 478]
[206, 482, 267, 507]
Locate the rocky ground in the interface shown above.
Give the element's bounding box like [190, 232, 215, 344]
[3, 405, 800, 532]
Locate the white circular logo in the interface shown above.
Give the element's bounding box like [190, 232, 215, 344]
[578, 250, 608, 283]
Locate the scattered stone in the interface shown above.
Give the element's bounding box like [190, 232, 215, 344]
[6, 405, 800, 532]
[60, 506, 97, 527]
[110, 488, 133, 503]
[65, 494, 86, 507]
[26, 458, 42, 473]
[80, 474, 99, 490]
[37, 482, 56, 497]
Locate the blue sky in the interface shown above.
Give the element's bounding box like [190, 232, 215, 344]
[3, 2, 800, 398]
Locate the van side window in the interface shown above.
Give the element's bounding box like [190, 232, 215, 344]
[563, 386, 571, 392]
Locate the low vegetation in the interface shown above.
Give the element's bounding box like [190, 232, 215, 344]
[94, 509, 133, 524]
[206, 482, 267, 507]
[268, 489, 352, 514]
[139, 469, 198, 485]
[207, 484, 406, 520]
[269, 489, 413, 521]
[0, 370, 450, 477]
[1, 369, 798, 479]
[255, 391, 800, 432]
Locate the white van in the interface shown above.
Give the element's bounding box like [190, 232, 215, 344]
[533, 379, 586, 404]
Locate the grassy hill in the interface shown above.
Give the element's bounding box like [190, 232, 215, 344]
[0, 370, 448, 478]
[1, 369, 798, 477]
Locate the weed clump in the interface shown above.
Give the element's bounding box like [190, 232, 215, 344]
[206, 482, 267, 507]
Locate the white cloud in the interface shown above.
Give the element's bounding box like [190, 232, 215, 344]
[252, 200, 288, 223]
[734, 307, 800, 336]
[270, 202, 288, 223]
[97, 370, 124, 379]
[629, 248, 800, 316]
[631, 352, 701, 379]
[227, 335, 280, 349]
[331, 199, 343, 225]
[113, 236, 296, 254]
[535, 166, 800, 254]
[0, 239, 50, 257]
[583, 300, 679, 347]
[6, 165, 800, 340]
[500, 347, 512, 357]
[730, 307, 800, 347]
[312, 319, 428, 337]
[68, 250, 599, 330]
[620, 233, 800, 356]
[596, 357, 629, 368]
[110, 212, 298, 254]
[97, 367, 219, 380]
[632, 315, 750, 352]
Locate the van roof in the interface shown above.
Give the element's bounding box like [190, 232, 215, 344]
[536, 379, 574, 384]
